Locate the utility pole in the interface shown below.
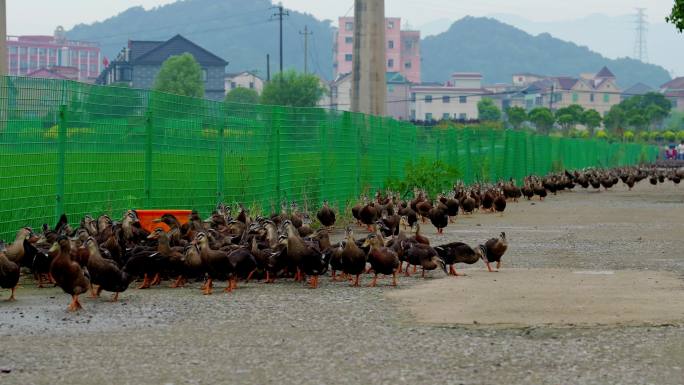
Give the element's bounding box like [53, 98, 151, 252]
[271, 2, 289, 75]
[351, 0, 387, 116]
[266, 54, 271, 82]
[549, 84, 555, 111]
[0, 0, 7, 75]
[299, 25, 313, 74]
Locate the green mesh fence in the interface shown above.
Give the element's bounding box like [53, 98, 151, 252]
[0, 76, 658, 240]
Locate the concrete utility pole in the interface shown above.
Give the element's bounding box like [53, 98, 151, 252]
[271, 2, 289, 74]
[0, 0, 7, 75]
[299, 25, 313, 74]
[351, 0, 386, 116]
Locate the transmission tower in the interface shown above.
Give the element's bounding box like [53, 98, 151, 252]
[633, 8, 648, 63]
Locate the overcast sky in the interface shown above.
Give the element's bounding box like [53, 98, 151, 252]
[7, 0, 675, 35]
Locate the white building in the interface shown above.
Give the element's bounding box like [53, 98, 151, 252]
[224, 71, 264, 95]
[410, 73, 491, 121]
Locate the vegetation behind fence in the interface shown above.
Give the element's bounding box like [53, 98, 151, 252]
[0, 76, 658, 240]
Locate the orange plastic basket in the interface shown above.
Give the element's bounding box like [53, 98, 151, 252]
[134, 209, 192, 233]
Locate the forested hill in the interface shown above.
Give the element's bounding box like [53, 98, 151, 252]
[421, 17, 670, 87]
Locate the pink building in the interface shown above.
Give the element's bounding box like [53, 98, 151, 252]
[334, 17, 421, 83]
[6, 26, 101, 82]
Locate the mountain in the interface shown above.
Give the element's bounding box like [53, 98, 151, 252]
[421, 17, 671, 88]
[66, 0, 335, 80]
[490, 13, 684, 77]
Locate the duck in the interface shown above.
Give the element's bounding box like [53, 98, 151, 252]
[533, 182, 548, 200]
[282, 220, 326, 288]
[225, 247, 258, 291]
[84, 237, 132, 301]
[340, 227, 367, 287]
[428, 200, 449, 234]
[49, 236, 90, 311]
[5, 227, 36, 265]
[402, 240, 446, 278]
[362, 233, 400, 287]
[359, 198, 379, 232]
[479, 232, 508, 272]
[378, 209, 400, 237]
[195, 232, 235, 295]
[444, 192, 460, 223]
[147, 228, 186, 288]
[493, 189, 507, 214]
[0, 241, 20, 301]
[460, 193, 476, 214]
[434, 241, 480, 276]
[416, 195, 433, 223]
[316, 200, 336, 229]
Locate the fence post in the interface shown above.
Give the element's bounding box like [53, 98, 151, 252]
[489, 129, 497, 182]
[55, 104, 66, 220]
[217, 123, 225, 204]
[144, 109, 153, 208]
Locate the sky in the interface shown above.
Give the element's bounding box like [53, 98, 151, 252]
[7, 0, 675, 36]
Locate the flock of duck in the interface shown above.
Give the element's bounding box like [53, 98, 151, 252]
[0, 166, 680, 311]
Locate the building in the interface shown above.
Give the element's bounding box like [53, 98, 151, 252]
[410, 73, 492, 122]
[660, 77, 684, 112]
[96, 34, 228, 101]
[510, 66, 622, 115]
[7, 26, 101, 82]
[621, 82, 654, 102]
[334, 17, 420, 83]
[25, 66, 79, 81]
[225, 71, 264, 95]
[328, 71, 411, 120]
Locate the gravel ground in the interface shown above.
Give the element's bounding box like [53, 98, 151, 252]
[1, 182, 683, 385]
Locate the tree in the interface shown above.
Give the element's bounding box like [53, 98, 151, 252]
[644, 104, 668, 130]
[506, 106, 527, 129]
[528, 107, 555, 135]
[260, 70, 328, 107]
[582, 109, 602, 136]
[153, 53, 204, 98]
[224, 87, 260, 104]
[477, 98, 501, 122]
[666, 0, 684, 32]
[623, 130, 635, 142]
[604, 105, 626, 136]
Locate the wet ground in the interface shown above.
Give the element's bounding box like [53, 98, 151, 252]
[1, 182, 683, 385]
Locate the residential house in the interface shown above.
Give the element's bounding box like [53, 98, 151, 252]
[7, 26, 101, 82]
[334, 17, 421, 83]
[96, 34, 228, 101]
[622, 82, 654, 102]
[25, 66, 79, 81]
[410, 73, 491, 122]
[512, 73, 546, 87]
[328, 72, 411, 120]
[510, 66, 622, 115]
[660, 77, 684, 112]
[225, 71, 264, 95]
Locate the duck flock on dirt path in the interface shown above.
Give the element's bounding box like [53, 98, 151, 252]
[0, 166, 680, 311]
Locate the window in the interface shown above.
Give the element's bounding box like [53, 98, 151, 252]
[411, 93, 416, 102]
[345, 54, 353, 62]
[29, 47, 37, 55]
[345, 22, 353, 31]
[442, 96, 450, 103]
[89, 64, 97, 73]
[388, 85, 395, 93]
[249, 82, 255, 89]
[526, 100, 533, 109]
[459, 113, 467, 120]
[201, 69, 208, 82]
[535, 96, 543, 105]
[388, 40, 394, 49]
[425, 113, 433, 121]
[9, 46, 17, 55]
[388, 21, 395, 29]
[404, 61, 412, 69]
[331, 86, 338, 98]
[590, 93, 595, 102]
[459, 96, 467, 103]
[425, 95, 432, 103]
[603, 93, 609, 103]
[231, 81, 237, 89]
[345, 36, 353, 44]
[410, 109, 416, 120]
[442, 113, 450, 120]
[20, 47, 27, 55]
[572, 93, 578, 103]
[388, 59, 394, 68]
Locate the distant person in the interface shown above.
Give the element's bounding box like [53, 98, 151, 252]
[678, 141, 684, 160]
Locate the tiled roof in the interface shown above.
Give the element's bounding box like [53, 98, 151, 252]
[131, 35, 227, 66]
[555, 77, 578, 90]
[661, 77, 684, 90]
[128, 40, 163, 62]
[595, 66, 615, 78]
[622, 82, 653, 96]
